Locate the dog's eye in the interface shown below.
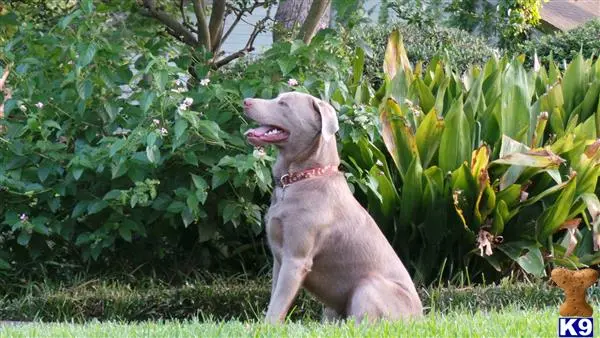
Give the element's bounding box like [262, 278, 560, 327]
[278, 100, 288, 107]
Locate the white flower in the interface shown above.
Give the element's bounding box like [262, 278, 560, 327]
[19, 105, 27, 112]
[20, 214, 28, 222]
[152, 119, 160, 126]
[35, 102, 44, 109]
[159, 127, 168, 136]
[200, 78, 210, 86]
[178, 103, 188, 111]
[287, 78, 298, 86]
[183, 97, 193, 106]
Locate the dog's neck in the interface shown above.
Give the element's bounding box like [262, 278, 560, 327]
[273, 136, 340, 181]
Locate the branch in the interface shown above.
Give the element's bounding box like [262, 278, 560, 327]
[208, 0, 226, 52]
[212, 8, 271, 69]
[192, 0, 211, 50]
[298, 0, 331, 44]
[179, 0, 198, 33]
[217, 8, 244, 52]
[141, 0, 198, 46]
[216, 1, 272, 53]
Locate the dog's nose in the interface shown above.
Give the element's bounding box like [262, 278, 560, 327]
[243, 99, 252, 108]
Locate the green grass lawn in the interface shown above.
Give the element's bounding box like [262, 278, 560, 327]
[0, 307, 565, 337]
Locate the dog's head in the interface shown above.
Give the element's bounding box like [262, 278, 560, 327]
[243, 92, 339, 150]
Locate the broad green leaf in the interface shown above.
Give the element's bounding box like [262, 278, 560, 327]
[197, 120, 223, 144]
[498, 59, 530, 143]
[76, 78, 93, 100]
[492, 149, 565, 168]
[146, 145, 160, 164]
[17, 231, 31, 246]
[174, 119, 188, 140]
[562, 53, 586, 118]
[351, 47, 365, 90]
[497, 241, 545, 277]
[87, 200, 108, 215]
[367, 165, 399, 218]
[80, 0, 94, 13]
[140, 91, 155, 113]
[110, 139, 126, 157]
[119, 227, 132, 242]
[439, 96, 471, 173]
[379, 97, 419, 179]
[383, 29, 411, 80]
[537, 175, 577, 240]
[77, 43, 96, 68]
[415, 109, 444, 168]
[415, 77, 435, 114]
[399, 158, 423, 222]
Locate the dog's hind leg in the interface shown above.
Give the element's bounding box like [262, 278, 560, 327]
[346, 274, 422, 324]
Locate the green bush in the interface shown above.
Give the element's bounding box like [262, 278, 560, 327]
[0, 2, 355, 274]
[0, 278, 573, 322]
[519, 19, 600, 67]
[357, 22, 499, 84]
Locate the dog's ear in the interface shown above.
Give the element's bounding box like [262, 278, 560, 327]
[312, 98, 339, 142]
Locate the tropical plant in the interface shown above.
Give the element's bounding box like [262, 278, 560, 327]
[345, 30, 600, 284]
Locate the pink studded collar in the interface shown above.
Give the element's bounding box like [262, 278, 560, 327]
[278, 165, 339, 188]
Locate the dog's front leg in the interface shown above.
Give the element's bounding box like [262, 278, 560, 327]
[265, 256, 312, 324]
[271, 257, 281, 296]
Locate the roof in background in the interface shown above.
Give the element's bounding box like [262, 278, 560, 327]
[540, 0, 600, 31]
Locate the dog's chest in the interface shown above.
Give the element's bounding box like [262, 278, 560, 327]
[265, 189, 285, 252]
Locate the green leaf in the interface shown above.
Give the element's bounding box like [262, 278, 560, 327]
[415, 77, 435, 114]
[174, 119, 188, 140]
[183, 152, 199, 166]
[77, 43, 97, 68]
[146, 145, 160, 164]
[119, 227, 132, 242]
[0, 259, 11, 270]
[562, 53, 586, 117]
[140, 91, 155, 113]
[197, 120, 223, 144]
[17, 231, 31, 246]
[399, 158, 423, 222]
[72, 167, 84, 180]
[498, 59, 530, 143]
[383, 29, 411, 80]
[537, 175, 578, 240]
[77, 78, 93, 100]
[80, 0, 94, 13]
[43, 120, 62, 130]
[415, 109, 444, 168]
[181, 207, 194, 227]
[87, 200, 109, 215]
[379, 98, 419, 179]
[58, 9, 81, 29]
[497, 241, 545, 277]
[439, 96, 471, 173]
[110, 139, 126, 157]
[72, 201, 89, 218]
[0, 12, 18, 26]
[103, 190, 122, 200]
[147, 132, 158, 146]
[38, 166, 51, 182]
[155, 70, 169, 91]
[277, 58, 296, 76]
[167, 201, 186, 213]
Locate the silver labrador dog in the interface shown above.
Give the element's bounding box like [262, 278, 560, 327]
[243, 91, 422, 324]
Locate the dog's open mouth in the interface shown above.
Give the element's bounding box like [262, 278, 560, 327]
[244, 125, 289, 146]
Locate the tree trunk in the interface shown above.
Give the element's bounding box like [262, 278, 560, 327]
[272, 0, 331, 43]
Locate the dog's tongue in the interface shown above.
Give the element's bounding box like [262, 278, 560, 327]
[244, 125, 272, 137]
